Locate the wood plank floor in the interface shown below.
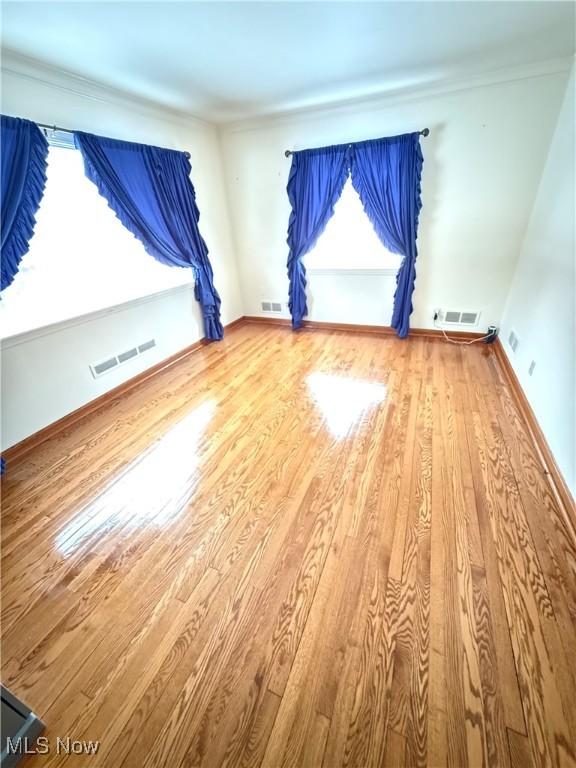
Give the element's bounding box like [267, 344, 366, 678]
[2, 323, 575, 768]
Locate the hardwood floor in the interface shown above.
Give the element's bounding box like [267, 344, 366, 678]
[1, 323, 575, 768]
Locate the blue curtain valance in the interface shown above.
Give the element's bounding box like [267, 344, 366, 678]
[1, 115, 49, 291]
[286, 132, 423, 338]
[74, 131, 223, 340]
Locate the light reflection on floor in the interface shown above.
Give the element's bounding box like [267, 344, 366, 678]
[306, 372, 386, 439]
[55, 400, 216, 557]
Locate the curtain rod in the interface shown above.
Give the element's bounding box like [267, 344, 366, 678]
[284, 128, 429, 158]
[36, 122, 191, 159]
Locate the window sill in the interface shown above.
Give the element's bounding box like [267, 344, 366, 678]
[306, 267, 399, 276]
[1, 283, 194, 348]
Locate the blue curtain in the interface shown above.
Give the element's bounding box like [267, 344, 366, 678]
[74, 132, 223, 340]
[286, 132, 423, 337]
[1, 115, 48, 291]
[351, 133, 423, 338]
[286, 145, 350, 328]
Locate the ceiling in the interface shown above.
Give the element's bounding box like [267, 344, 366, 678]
[2, 2, 574, 123]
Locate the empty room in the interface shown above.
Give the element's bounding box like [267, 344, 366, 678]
[1, 1, 575, 766]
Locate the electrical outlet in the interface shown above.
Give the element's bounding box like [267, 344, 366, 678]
[484, 326, 499, 344]
[433, 307, 442, 321]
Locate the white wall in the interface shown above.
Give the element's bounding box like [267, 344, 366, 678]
[220, 68, 570, 331]
[303, 269, 397, 326]
[2, 287, 200, 449]
[1, 57, 243, 450]
[500, 68, 575, 497]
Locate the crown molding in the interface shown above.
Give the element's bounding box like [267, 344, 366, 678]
[0, 48, 213, 131]
[220, 55, 574, 134]
[1, 48, 572, 135]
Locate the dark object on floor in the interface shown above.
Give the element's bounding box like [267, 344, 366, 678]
[1, 685, 45, 767]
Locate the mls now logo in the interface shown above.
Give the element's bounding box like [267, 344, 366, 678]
[5, 737, 50, 755]
[5, 736, 100, 755]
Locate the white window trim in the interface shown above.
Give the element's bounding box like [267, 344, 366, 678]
[307, 267, 399, 276]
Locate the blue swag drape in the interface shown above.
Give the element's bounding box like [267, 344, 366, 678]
[74, 132, 223, 340]
[1, 115, 49, 291]
[286, 132, 423, 338]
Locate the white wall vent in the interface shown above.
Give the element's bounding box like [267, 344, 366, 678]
[90, 338, 156, 378]
[261, 300, 283, 313]
[442, 310, 480, 326]
[92, 357, 118, 376]
[138, 339, 156, 353]
[118, 347, 138, 363]
[508, 330, 519, 353]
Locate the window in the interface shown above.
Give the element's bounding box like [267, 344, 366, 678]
[303, 178, 402, 271]
[0, 146, 193, 339]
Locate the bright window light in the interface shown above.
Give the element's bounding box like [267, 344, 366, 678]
[0, 146, 192, 339]
[306, 372, 386, 439]
[55, 400, 215, 556]
[303, 178, 402, 271]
